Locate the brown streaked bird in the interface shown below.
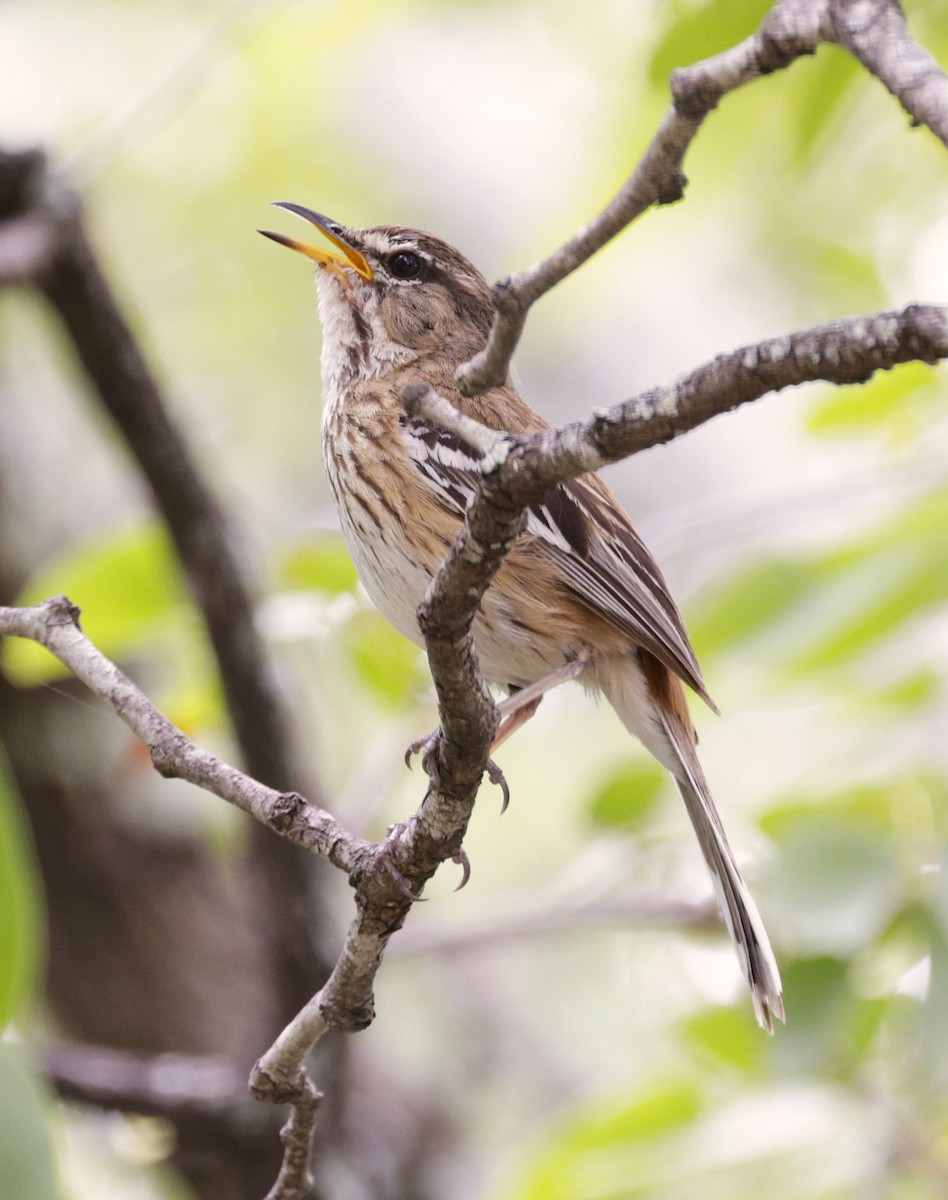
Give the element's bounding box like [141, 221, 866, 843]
[261, 202, 784, 1033]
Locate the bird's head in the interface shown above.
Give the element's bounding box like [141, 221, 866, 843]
[261, 202, 495, 388]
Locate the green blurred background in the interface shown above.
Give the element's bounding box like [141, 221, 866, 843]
[2, 0, 948, 1196]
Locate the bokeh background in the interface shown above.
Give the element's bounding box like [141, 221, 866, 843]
[2, 0, 948, 1197]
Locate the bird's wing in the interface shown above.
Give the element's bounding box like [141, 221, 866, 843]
[402, 412, 714, 707]
[528, 472, 714, 706]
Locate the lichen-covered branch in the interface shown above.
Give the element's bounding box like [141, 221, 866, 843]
[1, 2, 945, 1197]
[826, 0, 948, 146]
[403, 302, 948, 873]
[0, 598, 358, 869]
[457, 0, 947, 396]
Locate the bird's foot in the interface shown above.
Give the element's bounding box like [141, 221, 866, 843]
[405, 728, 442, 788]
[405, 728, 510, 811]
[452, 847, 472, 891]
[485, 757, 511, 813]
[378, 819, 426, 903]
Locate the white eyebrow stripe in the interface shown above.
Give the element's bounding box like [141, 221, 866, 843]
[359, 231, 422, 257]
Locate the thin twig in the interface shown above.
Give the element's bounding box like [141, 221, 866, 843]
[0, 598, 359, 869]
[455, 0, 828, 396]
[456, 0, 948, 397]
[391, 895, 719, 957]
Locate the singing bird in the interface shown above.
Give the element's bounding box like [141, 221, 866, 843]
[261, 203, 784, 1032]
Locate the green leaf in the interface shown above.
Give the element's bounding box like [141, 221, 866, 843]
[679, 1006, 764, 1076]
[343, 612, 426, 708]
[772, 957, 853, 1076]
[695, 490, 948, 678]
[865, 669, 940, 712]
[587, 761, 666, 830]
[0, 752, 44, 1027]
[688, 558, 818, 659]
[805, 362, 940, 439]
[279, 536, 358, 595]
[790, 46, 861, 163]
[514, 1080, 704, 1200]
[787, 492, 948, 670]
[763, 816, 898, 956]
[649, 0, 773, 85]
[1, 522, 187, 685]
[791, 237, 887, 314]
[0, 1046, 60, 1199]
[761, 781, 909, 840]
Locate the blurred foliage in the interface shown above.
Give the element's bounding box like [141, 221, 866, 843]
[0, 1047, 61, 1200]
[0, 751, 43, 1028]
[279, 536, 359, 595]
[1, 522, 188, 685]
[1, 0, 948, 1198]
[587, 760, 668, 830]
[510, 1079, 706, 1200]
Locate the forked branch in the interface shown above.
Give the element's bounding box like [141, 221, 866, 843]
[457, 0, 948, 396]
[1, 1, 946, 1197]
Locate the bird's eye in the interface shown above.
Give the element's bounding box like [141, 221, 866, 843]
[388, 250, 423, 280]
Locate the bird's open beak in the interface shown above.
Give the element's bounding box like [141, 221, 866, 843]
[259, 202, 373, 280]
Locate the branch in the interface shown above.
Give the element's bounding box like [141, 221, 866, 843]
[0, 595, 498, 1198]
[827, 0, 948, 146]
[391, 895, 718, 957]
[410, 304, 948, 655]
[0, 148, 337, 1090]
[456, 0, 947, 395]
[45, 1043, 266, 1133]
[0, 598, 359, 869]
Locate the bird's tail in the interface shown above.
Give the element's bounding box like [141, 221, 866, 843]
[597, 655, 784, 1033]
[662, 713, 784, 1033]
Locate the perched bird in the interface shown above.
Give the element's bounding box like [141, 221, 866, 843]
[261, 203, 784, 1032]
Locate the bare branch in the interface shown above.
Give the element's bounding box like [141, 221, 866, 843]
[826, 0, 948, 146]
[0, 597, 359, 869]
[455, 0, 824, 396]
[262, 1078, 322, 1200]
[0, 594, 486, 1198]
[456, 0, 947, 396]
[409, 303, 948, 696]
[246, 992, 328, 1199]
[391, 895, 719, 957]
[45, 1043, 265, 1132]
[456, 107, 702, 395]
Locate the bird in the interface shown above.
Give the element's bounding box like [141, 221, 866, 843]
[260, 202, 784, 1033]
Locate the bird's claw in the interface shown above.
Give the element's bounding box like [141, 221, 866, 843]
[452, 848, 472, 891]
[379, 819, 426, 903]
[486, 757, 511, 813]
[405, 729, 442, 788]
[407, 730, 509, 811]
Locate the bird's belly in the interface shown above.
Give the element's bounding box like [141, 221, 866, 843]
[337, 503, 431, 650]
[337, 504, 572, 690]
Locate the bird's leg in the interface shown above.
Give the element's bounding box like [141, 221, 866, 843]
[406, 653, 591, 813]
[492, 653, 591, 749]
